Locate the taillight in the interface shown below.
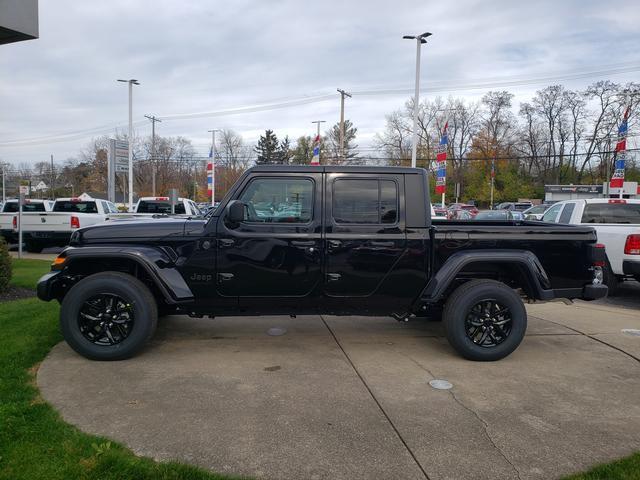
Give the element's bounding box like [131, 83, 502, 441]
[593, 243, 606, 266]
[625, 235, 640, 255]
[70, 216, 80, 229]
[12, 216, 17, 230]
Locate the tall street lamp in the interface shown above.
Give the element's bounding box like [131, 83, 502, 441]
[403, 32, 431, 168]
[117, 79, 140, 211]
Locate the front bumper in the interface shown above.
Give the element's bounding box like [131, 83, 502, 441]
[623, 260, 640, 276]
[37, 271, 62, 302]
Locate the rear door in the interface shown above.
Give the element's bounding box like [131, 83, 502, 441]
[323, 173, 407, 309]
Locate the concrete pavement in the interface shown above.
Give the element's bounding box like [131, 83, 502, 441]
[38, 301, 640, 480]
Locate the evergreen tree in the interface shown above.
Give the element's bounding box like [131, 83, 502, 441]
[254, 129, 280, 165]
[277, 136, 293, 164]
[326, 119, 358, 164]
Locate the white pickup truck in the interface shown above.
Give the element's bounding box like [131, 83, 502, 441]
[542, 198, 640, 294]
[16, 197, 119, 252]
[134, 197, 202, 216]
[0, 199, 54, 244]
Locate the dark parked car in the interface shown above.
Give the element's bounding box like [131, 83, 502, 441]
[474, 210, 513, 220]
[495, 202, 533, 212]
[38, 166, 607, 362]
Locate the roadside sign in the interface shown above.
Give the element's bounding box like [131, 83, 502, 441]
[114, 140, 129, 173]
[19, 185, 29, 195]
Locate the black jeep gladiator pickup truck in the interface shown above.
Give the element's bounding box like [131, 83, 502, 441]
[37, 166, 607, 361]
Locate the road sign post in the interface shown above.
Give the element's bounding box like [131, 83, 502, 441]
[18, 184, 28, 259]
[108, 139, 129, 205]
[169, 188, 178, 215]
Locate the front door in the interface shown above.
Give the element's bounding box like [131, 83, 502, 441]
[216, 174, 323, 310]
[323, 173, 407, 312]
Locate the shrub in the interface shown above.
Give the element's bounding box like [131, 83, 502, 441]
[0, 237, 11, 293]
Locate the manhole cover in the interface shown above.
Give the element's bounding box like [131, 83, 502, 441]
[267, 327, 287, 336]
[622, 329, 640, 337]
[429, 379, 453, 390]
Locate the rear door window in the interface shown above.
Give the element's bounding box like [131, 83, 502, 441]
[558, 203, 576, 223]
[581, 203, 640, 224]
[332, 179, 398, 224]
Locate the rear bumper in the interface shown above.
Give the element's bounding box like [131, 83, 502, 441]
[1, 229, 17, 243]
[37, 271, 62, 302]
[581, 284, 608, 301]
[24, 231, 71, 245]
[622, 260, 640, 276]
[540, 284, 608, 302]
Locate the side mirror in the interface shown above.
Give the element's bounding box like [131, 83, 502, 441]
[226, 200, 246, 224]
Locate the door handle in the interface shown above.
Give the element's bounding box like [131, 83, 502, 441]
[369, 241, 394, 247]
[291, 240, 316, 247]
[327, 273, 342, 282]
[327, 240, 342, 251]
[219, 238, 235, 248]
[217, 273, 234, 283]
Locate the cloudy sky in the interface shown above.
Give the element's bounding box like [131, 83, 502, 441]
[1, 0, 639, 166]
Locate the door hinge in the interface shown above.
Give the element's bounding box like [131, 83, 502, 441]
[217, 273, 234, 283]
[327, 273, 341, 282]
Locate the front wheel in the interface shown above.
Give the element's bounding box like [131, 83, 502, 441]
[443, 279, 527, 361]
[60, 272, 158, 360]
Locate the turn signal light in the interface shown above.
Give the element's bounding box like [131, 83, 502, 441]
[70, 216, 80, 229]
[51, 256, 66, 270]
[593, 243, 606, 266]
[624, 235, 640, 255]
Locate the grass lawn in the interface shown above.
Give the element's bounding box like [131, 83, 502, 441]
[0, 259, 237, 480]
[2, 259, 638, 480]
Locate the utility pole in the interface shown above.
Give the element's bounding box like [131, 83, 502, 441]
[403, 32, 432, 168]
[311, 120, 326, 165]
[337, 89, 352, 162]
[145, 114, 162, 196]
[50, 154, 55, 198]
[1, 162, 6, 204]
[208, 129, 222, 206]
[117, 79, 140, 211]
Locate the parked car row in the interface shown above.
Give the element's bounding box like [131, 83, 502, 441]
[0, 195, 205, 252]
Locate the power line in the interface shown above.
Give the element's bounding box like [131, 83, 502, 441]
[2, 63, 638, 148]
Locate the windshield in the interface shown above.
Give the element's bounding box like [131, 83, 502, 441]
[53, 201, 98, 213]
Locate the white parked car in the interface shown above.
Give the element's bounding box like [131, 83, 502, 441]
[523, 203, 553, 220]
[0, 199, 54, 244]
[542, 198, 640, 294]
[15, 197, 118, 252]
[134, 197, 202, 216]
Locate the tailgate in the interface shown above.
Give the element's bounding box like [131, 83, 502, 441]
[18, 213, 73, 232]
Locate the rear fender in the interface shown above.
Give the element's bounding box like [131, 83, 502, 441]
[420, 249, 553, 304]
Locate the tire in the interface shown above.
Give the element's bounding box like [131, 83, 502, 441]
[443, 279, 527, 361]
[603, 260, 619, 297]
[60, 272, 158, 360]
[25, 240, 44, 253]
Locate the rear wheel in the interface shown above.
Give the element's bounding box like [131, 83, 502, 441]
[603, 259, 619, 296]
[60, 272, 158, 360]
[25, 240, 44, 253]
[443, 279, 527, 361]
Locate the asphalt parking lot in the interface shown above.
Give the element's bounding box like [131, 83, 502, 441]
[38, 298, 640, 480]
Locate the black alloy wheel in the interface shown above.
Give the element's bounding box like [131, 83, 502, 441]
[464, 300, 513, 348]
[78, 293, 135, 345]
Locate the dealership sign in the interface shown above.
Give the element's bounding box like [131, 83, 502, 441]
[544, 185, 603, 194]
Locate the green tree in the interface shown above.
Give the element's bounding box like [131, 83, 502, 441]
[291, 136, 314, 165]
[325, 120, 358, 164]
[278, 136, 293, 164]
[254, 130, 280, 165]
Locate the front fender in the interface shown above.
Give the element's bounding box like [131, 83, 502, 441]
[53, 246, 194, 303]
[420, 249, 554, 303]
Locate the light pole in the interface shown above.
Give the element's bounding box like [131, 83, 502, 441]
[403, 32, 432, 168]
[311, 120, 326, 165]
[337, 89, 352, 162]
[208, 129, 221, 206]
[118, 79, 140, 211]
[145, 115, 162, 196]
[1, 162, 6, 204]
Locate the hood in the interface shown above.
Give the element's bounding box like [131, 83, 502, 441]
[71, 217, 205, 244]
